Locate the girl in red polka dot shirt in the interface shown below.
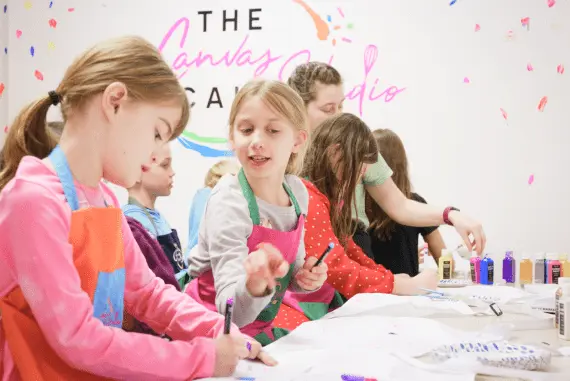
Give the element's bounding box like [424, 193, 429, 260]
[274, 114, 439, 332]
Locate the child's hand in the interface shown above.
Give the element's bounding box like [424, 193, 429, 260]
[213, 333, 249, 377]
[413, 269, 438, 292]
[244, 338, 278, 366]
[294, 256, 328, 291]
[244, 243, 289, 297]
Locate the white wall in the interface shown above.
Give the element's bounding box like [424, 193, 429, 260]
[3, 0, 570, 259]
[0, 2, 7, 145]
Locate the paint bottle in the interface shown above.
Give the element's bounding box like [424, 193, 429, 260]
[438, 249, 453, 280]
[480, 254, 494, 285]
[555, 278, 570, 329]
[502, 251, 516, 284]
[558, 284, 570, 341]
[560, 253, 570, 277]
[547, 253, 562, 284]
[470, 251, 481, 284]
[534, 253, 546, 284]
[519, 253, 533, 285]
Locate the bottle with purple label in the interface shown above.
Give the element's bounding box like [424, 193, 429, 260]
[502, 251, 516, 284]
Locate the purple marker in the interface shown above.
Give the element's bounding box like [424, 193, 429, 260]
[224, 297, 233, 334]
[341, 375, 378, 381]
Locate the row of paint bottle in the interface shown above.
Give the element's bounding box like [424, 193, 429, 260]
[469, 251, 569, 285]
[555, 278, 570, 340]
[520, 253, 568, 285]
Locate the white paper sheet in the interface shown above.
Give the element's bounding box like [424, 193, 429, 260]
[201, 349, 476, 381]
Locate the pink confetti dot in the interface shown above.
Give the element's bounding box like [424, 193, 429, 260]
[527, 63, 534, 71]
[0, 82, 4, 97]
[474, 24, 480, 32]
[547, 0, 556, 8]
[68, 8, 75, 12]
[557, 64, 565, 74]
[528, 174, 534, 185]
[3, 125, 8, 134]
[48, 18, 57, 28]
[463, 77, 470, 83]
[34, 70, 44, 81]
[16, 29, 22, 38]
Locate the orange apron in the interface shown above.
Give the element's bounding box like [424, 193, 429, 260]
[0, 145, 125, 380]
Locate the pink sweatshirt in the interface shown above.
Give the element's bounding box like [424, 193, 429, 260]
[0, 157, 235, 381]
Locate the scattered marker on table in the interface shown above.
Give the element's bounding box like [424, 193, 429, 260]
[527, 63, 534, 71]
[528, 174, 534, 185]
[557, 64, 565, 74]
[537, 96, 548, 112]
[474, 24, 480, 32]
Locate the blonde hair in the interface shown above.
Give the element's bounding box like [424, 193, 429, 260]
[228, 79, 309, 175]
[0, 36, 190, 191]
[288, 62, 342, 105]
[204, 160, 239, 188]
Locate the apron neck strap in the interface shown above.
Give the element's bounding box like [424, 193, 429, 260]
[237, 168, 302, 226]
[49, 145, 80, 211]
[127, 197, 160, 236]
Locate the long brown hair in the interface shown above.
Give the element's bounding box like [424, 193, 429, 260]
[229, 79, 309, 175]
[287, 62, 342, 106]
[367, 129, 412, 240]
[0, 36, 190, 191]
[302, 113, 378, 245]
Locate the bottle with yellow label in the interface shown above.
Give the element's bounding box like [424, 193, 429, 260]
[561, 254, 570, 277]
[439, 249, 453, 280]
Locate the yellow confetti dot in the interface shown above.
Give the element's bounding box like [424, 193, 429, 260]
[24, 1, 32, 10]
[48, 42, 55, 50]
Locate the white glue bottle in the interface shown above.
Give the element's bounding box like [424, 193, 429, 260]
[558, 283, 570, 341]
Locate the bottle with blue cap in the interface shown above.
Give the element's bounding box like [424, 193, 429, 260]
[480, 254, 494, 285]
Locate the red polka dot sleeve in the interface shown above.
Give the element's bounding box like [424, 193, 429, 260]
[302, 180, 395, 299]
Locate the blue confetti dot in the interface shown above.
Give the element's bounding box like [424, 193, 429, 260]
[3, 47, 6, 54]
[450, 0, 458, 5]
[49, 1, 53, 8]
[327, 15, 331, 22]
[30, 46, 34, 57]
[3, 4, 7, 13]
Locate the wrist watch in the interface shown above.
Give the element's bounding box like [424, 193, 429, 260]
[443, 206, 460, 226]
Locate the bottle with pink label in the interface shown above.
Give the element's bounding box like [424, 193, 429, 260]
[470, 251, 481, 284]
[547, 253, 562, 284]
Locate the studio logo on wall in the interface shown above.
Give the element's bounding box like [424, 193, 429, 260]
[158, 0, 405, 157]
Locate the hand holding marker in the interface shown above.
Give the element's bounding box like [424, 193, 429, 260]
[224, 297, 233, 334]
[313, 242, 335, 268]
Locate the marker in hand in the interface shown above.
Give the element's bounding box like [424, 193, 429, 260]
[312, 242, 335, 269]
[224, 297, 233, 334]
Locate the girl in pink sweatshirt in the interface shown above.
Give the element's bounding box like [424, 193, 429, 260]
[0, 36, 275, 381]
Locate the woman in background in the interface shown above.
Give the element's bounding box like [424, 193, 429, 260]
[367, 128, 447, 276]
[186, 159, 240, 255]
[287, 62, 486, 256]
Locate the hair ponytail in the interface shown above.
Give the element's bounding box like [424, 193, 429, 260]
[0, 95, 56, 191]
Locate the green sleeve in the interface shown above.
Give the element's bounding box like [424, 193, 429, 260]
[362, 153, 393, 186]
